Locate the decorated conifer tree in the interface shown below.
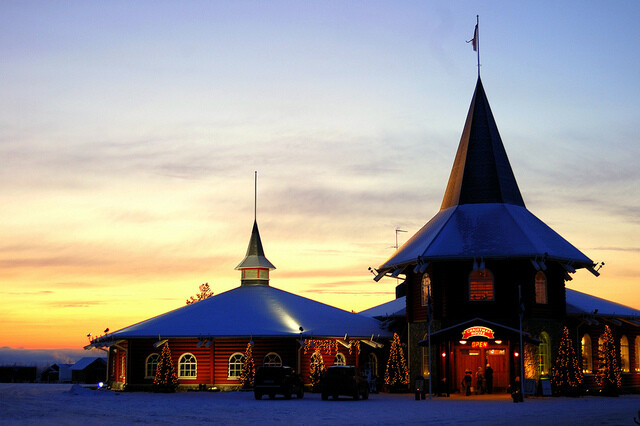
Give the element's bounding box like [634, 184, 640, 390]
[595, 325, 622, 396]
[384, 332, 409, 389]
[309, 350, 325, 390]
[153, 343, 178, 392]
[240, 342, 255, 388]
[550, 326, 583, 396]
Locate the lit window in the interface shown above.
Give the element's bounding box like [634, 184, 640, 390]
[538, 332, 551, 375]
[469, 269, 494, 301]
[421, 333, 430, 377]
[581, 334, 593, 374]
[228, 353, 245, 379]
[263, 352, 282, 367]
[179, 353, 197, 378]
[367, 353, 378, 377]
[120, 356, 126, 380]
[635, 337, 640, 373]
[535, 271, 548, 304]
[334, 353, 346, 366]
[421, 273, 431, 307]
[620, 336, 630, 373]
[145, 353, 159, 378]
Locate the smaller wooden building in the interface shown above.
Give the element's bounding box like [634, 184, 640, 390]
[87, 220, 390, 390]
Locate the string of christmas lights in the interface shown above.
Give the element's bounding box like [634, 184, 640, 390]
[595, 325, 622, 395]
[384, 333, 409, 387]
[153, 343, 178, 392]
[240, 342, 255, 388]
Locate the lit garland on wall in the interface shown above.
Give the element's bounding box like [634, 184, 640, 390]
[384, 333, 409, 387]
[550, 326, 583, 396]
[302, 339, 361, 358]
[240, 342, 255, 388]
[303, 339, 338, 356]
[595, 325, 622, 395]
[153, 343, 178, 392]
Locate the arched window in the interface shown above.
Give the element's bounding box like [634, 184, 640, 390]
[145, 353, 159, 378]
[635, 336, 640, 373]
[469, 269, 494, 301]
[178, 353, 197, 378]
[263, 352, 282, 367]
[535, 271, 548, 304]
[228, 353, 245, 379]
[334, 353, 346, 366]
[581, 334, 593, 374]
[620, 335, 630, 373]
[119, 356, 126, 380]
[538, 332, 551, 375]
[421, 333, 430, 377]
[421, 273, 431, 307]
[367, 353, 378, 377]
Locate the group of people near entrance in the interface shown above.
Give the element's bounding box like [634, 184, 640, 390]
[462, 364, 493, 396]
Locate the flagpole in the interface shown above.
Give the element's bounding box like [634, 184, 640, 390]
[476, 15, 480, 77]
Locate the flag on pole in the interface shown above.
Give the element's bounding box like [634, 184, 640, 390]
[467, 24, 478, 51]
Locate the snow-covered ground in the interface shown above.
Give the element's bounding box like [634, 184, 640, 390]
[1, 384, 639, 425]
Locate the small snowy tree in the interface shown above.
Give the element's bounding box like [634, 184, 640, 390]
[186, 283, 214, 305]
[240, 342, 255, 388]
[153, 343, 178, 392]
[551, 326, 583, 396]
[384, 333, 410, 389]
[595, 325, 622, 396]
[309, 351, 325, 389]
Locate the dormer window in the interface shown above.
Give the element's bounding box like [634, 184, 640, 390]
[535, 271, 548, 304]
[469, 269, 494, 301]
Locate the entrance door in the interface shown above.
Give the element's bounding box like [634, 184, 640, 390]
[455, 345, 509, 392]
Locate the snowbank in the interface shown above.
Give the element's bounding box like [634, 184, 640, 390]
[1, 384, 638, 425]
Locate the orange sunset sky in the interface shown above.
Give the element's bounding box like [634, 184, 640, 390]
[2, 1, 639, 350]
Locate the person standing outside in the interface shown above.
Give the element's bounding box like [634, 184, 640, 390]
[476, 366, 485, 394]
[485, 364, 493, 394]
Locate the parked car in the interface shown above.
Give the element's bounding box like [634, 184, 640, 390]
[320, 366, 369, 400]
[254, 366, 304, 400]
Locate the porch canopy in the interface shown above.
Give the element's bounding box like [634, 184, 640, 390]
[417, 317, 540, 346]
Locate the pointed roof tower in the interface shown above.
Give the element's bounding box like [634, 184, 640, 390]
[441, 77, 525, 209]
[235, 173, 276, 286]
[376, 78, 596, 277]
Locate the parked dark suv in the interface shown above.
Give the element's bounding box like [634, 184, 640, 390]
[254, 366, 304, 400]
[320, 366, 369, 400]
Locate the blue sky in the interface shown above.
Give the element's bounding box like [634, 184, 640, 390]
[1, 1, 639, 348]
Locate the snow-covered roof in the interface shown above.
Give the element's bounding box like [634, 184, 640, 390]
[90, 285, 390, 345]
[359, 297, 406, 318]
[566, 288, 640, 318]
[378, 203, 592, 271]
[71, 357, 106, 371]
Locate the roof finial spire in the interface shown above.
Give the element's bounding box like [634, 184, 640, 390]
[467, 15, 480, 77]
[254, 170, 257, 222]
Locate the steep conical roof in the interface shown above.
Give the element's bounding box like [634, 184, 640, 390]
[441, 77, 525, 209]
[235, 220, 276, 270]
[376, 78, 593, 274]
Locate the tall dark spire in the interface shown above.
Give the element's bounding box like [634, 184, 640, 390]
[235, 220, 276, 286]
[440, 77, 525, 210]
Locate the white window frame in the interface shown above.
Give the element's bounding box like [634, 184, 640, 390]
[178, 353, 197, 379]
[145, 353, 160, 379]
[334, 353, 346, 366]
[367, 353, 378, 377]
[582, 333, 593, 374]
[228, 353, 245, 379]
[620, 335, 630, 373]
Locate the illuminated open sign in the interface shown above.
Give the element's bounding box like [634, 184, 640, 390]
[471, 341, 488, 349]
[461, 326, 495, 339]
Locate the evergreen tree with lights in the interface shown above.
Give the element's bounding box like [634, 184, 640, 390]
[153, 343, 178, 392]
[309, 350, 325, 390]
[240, 342, 255, 388]
[550, 326, 583, 396]
[595, 325, 622, 396]
[384, 332, 409, 390]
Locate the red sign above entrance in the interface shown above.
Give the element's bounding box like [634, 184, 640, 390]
[461, 326, 495, 340]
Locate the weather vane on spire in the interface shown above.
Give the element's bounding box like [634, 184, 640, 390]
[467, 15, 480, 77]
